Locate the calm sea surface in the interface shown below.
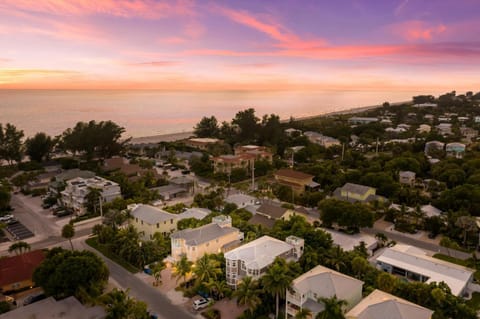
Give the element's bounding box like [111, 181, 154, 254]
[0, 90, 423, 138]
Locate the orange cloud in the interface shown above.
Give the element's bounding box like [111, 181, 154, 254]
[0, 0, 195, 19]
[128, 61, 181, 67]
[387, 20, 447, 41]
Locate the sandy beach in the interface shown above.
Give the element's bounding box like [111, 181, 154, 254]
[127, 101, 409, 145]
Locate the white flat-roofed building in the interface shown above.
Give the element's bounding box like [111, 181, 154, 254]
[399, 171, 416, 186]
[348, 117, 379, 125]
[225, 235, 304, 289]
[446, 142, 466, 159]
[346, 289, 433, 319]
[170, 215, 243, 262]
[225, 193, 258, 209]
[413, 102, 437, 108]
[286, 265, 363, 318]
[304, 131, 341, 148]
[375, 245, 474, 296]
[322, 229, 377, 256]
[61, 176, 121, 216]
[185, 137, 222, 150]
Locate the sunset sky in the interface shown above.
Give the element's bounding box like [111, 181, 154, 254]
[0, 0, 479, 91]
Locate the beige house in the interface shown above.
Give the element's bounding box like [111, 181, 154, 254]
[346, 289, 433, 319]
[399, 171, 416, 186]
[170, 215, 243, 262]
[274, 169, 319, 194]
[129, 204, 178, 239]
[286, 265, 363, 319]
[333, 183, 385, 203]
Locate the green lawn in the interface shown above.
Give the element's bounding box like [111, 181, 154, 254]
[85, 237, 140, 273]
[466, 292, 480, 310]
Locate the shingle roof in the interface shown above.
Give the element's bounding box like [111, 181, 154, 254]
[248, 214, 276, 229]
[0, 250, 45, 287]
[292, 265, 363, 299]
[347, 290, 433, 319]
[275, 168, 314, 180]
[170, 223, 239, 246]
[256, 203, 288, 219]
[131, 204, 178, 224]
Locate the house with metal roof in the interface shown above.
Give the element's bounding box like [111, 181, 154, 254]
[129, 204, 179, 239]
[375, 245, 474, 296]
[333, 183, 385, 203]
[0, 250, 45, 294]
[224, 235, 304, 289]
[170, 215, 243, 262]
[346, 289, 433, 319]
[286, 265, 364, 318]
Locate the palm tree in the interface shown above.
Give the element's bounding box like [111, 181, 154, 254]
[207, 279, 229, 300]
[295, 308, 312, 319]
[316, 296, 347, 319]
[62, 222, 75, 250]
[8, 241, 31, 255]
[261, 259, 293, 319]
[85, 186, 102, 215]
[324, 246, 347, 272]
[151, 261, 166, 286]
[193, 254, 222, 286]
[234, 276, 261, 315]
[172, 255, 193, 284]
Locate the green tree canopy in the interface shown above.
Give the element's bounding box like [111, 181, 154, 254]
[33, 248, 109, 302]
[194, 116, 220, 138]
[0, 123, 24, 164]
[25, 132, 55, 162]
[100, 289, 149, 319]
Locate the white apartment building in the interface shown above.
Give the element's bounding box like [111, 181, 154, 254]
[61, 176, 121, 215]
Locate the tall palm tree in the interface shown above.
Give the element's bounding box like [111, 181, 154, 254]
[316, 296, 347, 319]
[295, 308, 312, 319]
[234, 276, 261, 315]
[85, 186, 102, 215]
[261, 260, 293, 319]
[8, 241, 31, 255]
[324, 246, 346, 272]
[172, 255, 193, 284]
[193, 254, 222, 286]
[62, 223, 75, 250]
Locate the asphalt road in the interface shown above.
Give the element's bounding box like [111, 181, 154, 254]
[363, 227, 472, 260]
[78, 240, 197, 319]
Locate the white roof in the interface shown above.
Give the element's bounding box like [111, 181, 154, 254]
[376, 245, 474, 296]
[131, 204, 178, 224]
[177, 207, 210, 220]
[346, 289, 433, 319]
[225, 194, 257, 208]
[224, 235, 293, 270]
[189, 138, 220, 143]
[322, 228, 377, 251]
[292, 265, 363, 298]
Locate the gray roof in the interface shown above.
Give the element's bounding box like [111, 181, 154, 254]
[225, 193, 256, 208]
[152, 184, 187, 196]
[0, 296, 105, 319]
[54, 169, 95, 182]
[131, 204, 178, 224]
[177, 207, 210, 220]
[341, 183, 374, 195]
[256, 203, 288, 219]
[248, 214, 276, 229]
[293, 265, 363, 301]
[170, 223, 239, 246]
[170, 176, 194, 185]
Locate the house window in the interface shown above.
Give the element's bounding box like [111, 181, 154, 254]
[231, 260, 237, 267]
[156, 223, 159, 228]
[164, 221, 166, 224]
[171, 219, 173, 224]
[241, 261, 246, 270]
[135, 218, 138, 222]
[141, 220, 143, 225]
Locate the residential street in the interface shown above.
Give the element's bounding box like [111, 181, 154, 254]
[77, 240, 198, 319]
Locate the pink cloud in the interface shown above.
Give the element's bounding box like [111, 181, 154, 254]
[159, 36, 188, 44]
[0, 0, 195, 19]
[213, 5, 326, 51]
[387, 20, 447, 41]
[128, 61, 180, 67]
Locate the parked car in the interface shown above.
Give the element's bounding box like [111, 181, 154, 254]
[192, 298, 210, 310]
[0, 214, 14, 222]
[23, 293, 46, 306]
[56, 210, 73, 217]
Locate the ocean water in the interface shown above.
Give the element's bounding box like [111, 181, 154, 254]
[0, 89, 421, 138]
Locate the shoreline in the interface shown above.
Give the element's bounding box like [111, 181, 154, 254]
[128, 101, 409, 145]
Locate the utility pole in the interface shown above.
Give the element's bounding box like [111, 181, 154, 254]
[251, 159, 255, 191]
[341, 143, 345, 161]
[376, 137, 379, 154]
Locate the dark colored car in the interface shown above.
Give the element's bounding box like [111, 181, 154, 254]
[56, 210, 73, 217]
[23, 293, 46, 306]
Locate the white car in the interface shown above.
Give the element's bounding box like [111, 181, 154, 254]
[0, 214, 14, 222]
[192, 298, 210, 310]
